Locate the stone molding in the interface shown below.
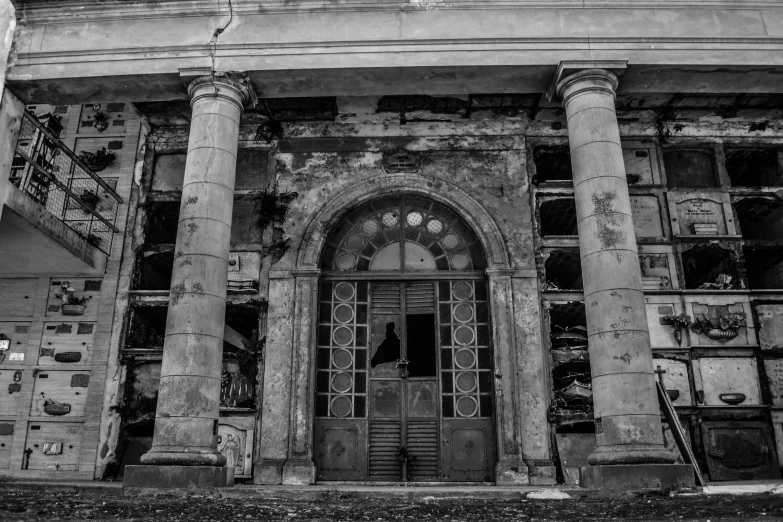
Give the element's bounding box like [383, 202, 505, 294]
[296, 173, 511, 270]
[15, 1, 783, 21]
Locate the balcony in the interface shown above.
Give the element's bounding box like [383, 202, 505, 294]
[0, 109, 123, 274]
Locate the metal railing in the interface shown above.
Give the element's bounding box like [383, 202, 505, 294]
[9, 111, 123, 256]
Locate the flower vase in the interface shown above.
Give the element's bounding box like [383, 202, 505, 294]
[401, 461, 408, 483]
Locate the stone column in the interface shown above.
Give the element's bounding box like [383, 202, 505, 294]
[125, 75, 251, 489]
[554, 65, 692, 489]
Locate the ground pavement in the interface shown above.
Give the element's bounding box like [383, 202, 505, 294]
[0, 482, 782, 521]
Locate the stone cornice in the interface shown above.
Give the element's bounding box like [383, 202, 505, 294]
[14, 0, 783, 21]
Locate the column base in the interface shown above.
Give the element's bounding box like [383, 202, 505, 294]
[282, 458, 317, 485]
[580, 464, 695, 490]
[254, 459, 285, 484]
[123, 465, 233, 490]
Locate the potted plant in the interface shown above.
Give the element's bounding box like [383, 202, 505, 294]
[78, 147, 116, 172]
[80, 189, 99, 212]
[662, 313, 692, 346]
[397, 446, 414, 482]
[691, 312, 746, 343]
[92, 111, 109, 132]
[55, 282, 89, 316]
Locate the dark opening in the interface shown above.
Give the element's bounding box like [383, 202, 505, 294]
[133, 248, 173, 291]
[406, 314, 437, 377]
[733, 197, 783, 240]
[143, 202, 180, 244]
[545, 250, 583, 290]
[225, 305, 260, 340]
[126, 306, 167, 349]
[664, 149, 718, 188]
[681, 245, 738, 289]
[743, 247, 783, 289]
[533, 146, 572, 184]
[548, 301, 591, 411]
[549, 301, 587, 334]
[540, 199, 578, 236]
[726, 148, 782, 187]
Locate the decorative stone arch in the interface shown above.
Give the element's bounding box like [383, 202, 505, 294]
[296, 173, 511, 271]
[276, 173, 530, 486]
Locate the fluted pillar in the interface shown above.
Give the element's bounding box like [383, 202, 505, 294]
[554, 64, 692, 489]
[126, 75, 251, 489]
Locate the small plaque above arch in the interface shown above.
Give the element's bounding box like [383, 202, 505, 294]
[320, 195, 485, 273]
[382, 148, 421, 173]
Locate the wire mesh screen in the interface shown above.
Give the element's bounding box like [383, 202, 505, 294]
[9, 111, 122, 256]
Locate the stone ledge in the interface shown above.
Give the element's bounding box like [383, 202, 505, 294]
[580, 464, 695, 490]
[123, 465, 233, 490]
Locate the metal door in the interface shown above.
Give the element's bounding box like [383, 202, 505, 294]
[314, 279, 494, 481]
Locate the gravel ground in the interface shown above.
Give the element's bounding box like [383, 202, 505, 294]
[1, 487, 783, 521]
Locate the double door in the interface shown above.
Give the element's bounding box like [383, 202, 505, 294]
[314, 280, 495, 481]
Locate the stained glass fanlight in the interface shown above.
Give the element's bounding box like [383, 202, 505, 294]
[321, 195, 485, 272]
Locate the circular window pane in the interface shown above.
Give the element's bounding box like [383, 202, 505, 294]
[452, 281, 473, 300]
[331, 396, 352, 417]
[450, 252, 470, 270]
[333, 326, 354, 346]
[331, 372, 353, 393]
[334, 282, 355, 301]
[426, 219, 443, 235]
[332, 349, 353, 369]
[333, 304, 354, 324]
[454, 349, 476, 369]
[453, 303, 474, 323]
[455, 372, 477, 393]
[382, 212, 399, 228]
[336, 252, 355, 271]
[406, 212, 423, 227]
[456, 396, 478, 417]
[344, 234, 363, 251]
[362, 220, 379, 236]
[454, 325, 476, 346]
[442, 233, 460, 250]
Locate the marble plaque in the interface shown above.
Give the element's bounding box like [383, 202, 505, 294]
[646, 302, 684, 347]
[623, 149, 655, 185]
[757, 305, 783, 351]
[631, 196, 664, 238]
[652, 358, 692, 406]
[676, 198, 727, 235]
[695, 358, 761, 406]
[763, 359, 783, 406]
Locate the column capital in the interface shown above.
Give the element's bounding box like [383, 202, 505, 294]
[180, 69, 257, 111]
[546, 60, 627, 102]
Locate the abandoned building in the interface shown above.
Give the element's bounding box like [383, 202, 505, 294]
[0, 0, 781, 490]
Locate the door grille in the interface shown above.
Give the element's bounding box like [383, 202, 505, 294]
[405, 282, 435, 314]
[371, 283, 401, 313]
[406, 420, 439, 478]
[369, 421, 401, 479]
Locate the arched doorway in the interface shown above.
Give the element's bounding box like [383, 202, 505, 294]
[313, 194, 496, 481]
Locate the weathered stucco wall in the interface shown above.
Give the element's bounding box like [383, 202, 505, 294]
[272, 136, 534, 272]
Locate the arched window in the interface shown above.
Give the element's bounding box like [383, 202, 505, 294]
[320, 195, 485, 272]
